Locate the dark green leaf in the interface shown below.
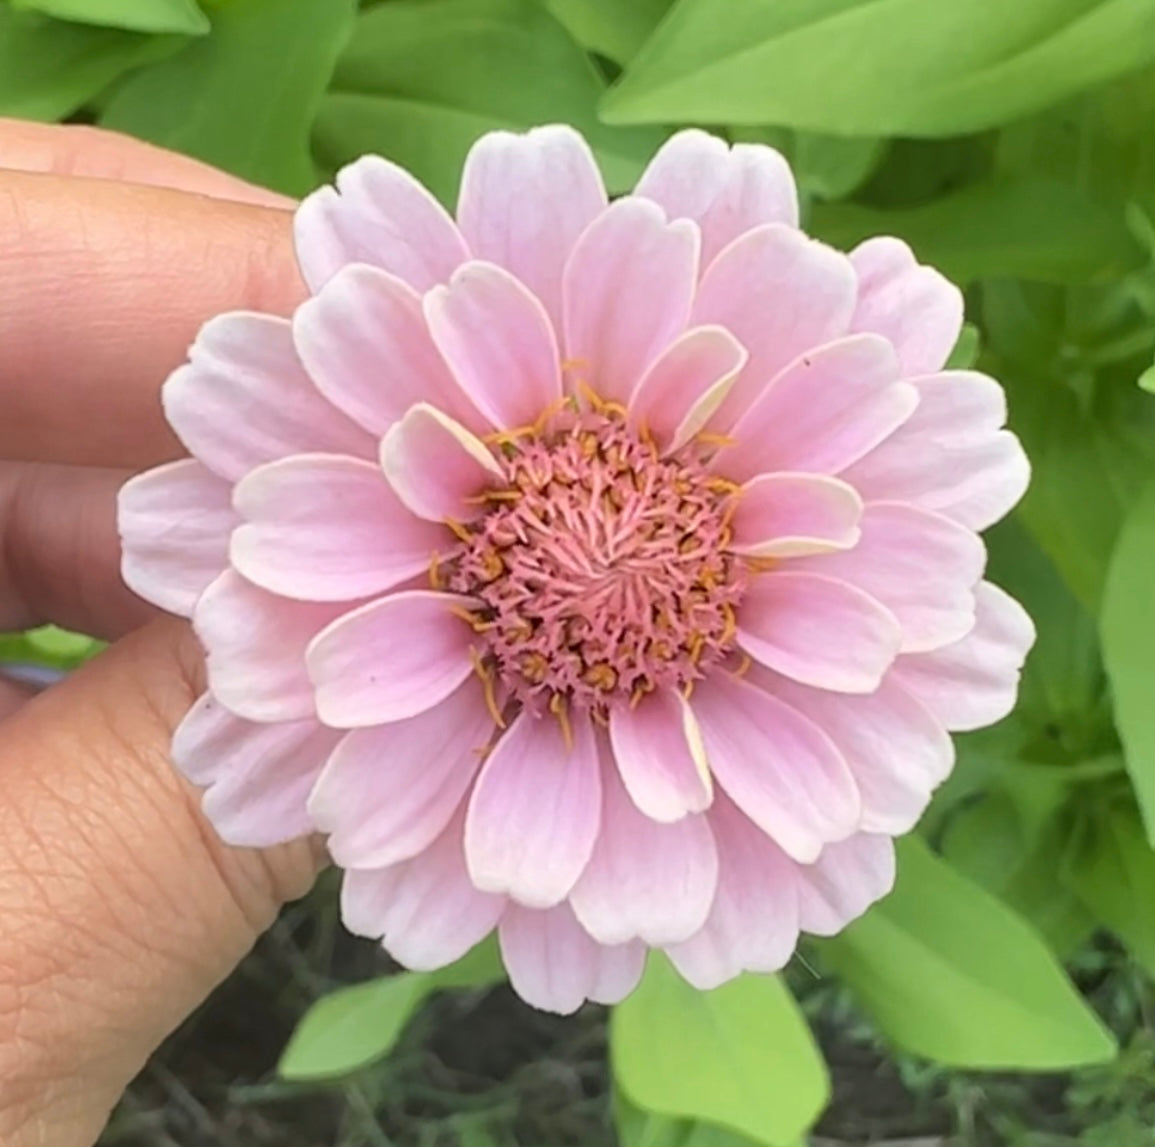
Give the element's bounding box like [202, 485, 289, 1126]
[602, 0, 1155, 137]
[315, 0, 665, 207]
[11, 0, 209, 35]
[101, 0, 357, 194]
[612, 958, 828, 1146]
[821, 837, 1116, 1069]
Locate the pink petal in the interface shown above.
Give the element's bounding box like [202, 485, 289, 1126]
[308, 676, 494, 869]
[465, 708, 601, 908]
[380, 404, 503, 522]
[850, 237, 963, 377]
[737, 570, 903, 694]
[729, 473, 863, 559]
[294, 155, 468, 292]
[570, 752, 718, 946]
[715, 334, 914, 481]
[231, 454, 443, 602]
[691, 673, 860, 862]
[843, 372, 1030, 531]
[793, 502, 986, 653]
[193, 571, 348, 722]
[690, 223, 858, 429]
[294, 264, 487, 437]
[425, 261, 562, 432]
[797, 833, 896, 936]
[628, 325, 747, 453]
[498, 902, 645, 1014]
[164, 314, 375, 482]
[755, 666, 953, 836]
[119, 460, 236, 617]
[562, 197, 699, 403]
[457, 125, 607, 331]
[341, 809, 506, 971]
[609, 687, 713, 822]
[891, 580, 1035, 732]
[173, 693, 340, 848]
[635, 129, 799, 267]
[307, 590, 477, 726]
[665, 794, 800, 989]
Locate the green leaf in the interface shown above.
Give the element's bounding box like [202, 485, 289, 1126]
[543, 0, 672, 63]
[101, 0, 357, 194]
[820, 837, 1116, 1069]
[616, 1094, 766, 1147]
[611, 958, 828, 1146]
[1102, 478, 1155, 844]
[11, 0, 209, 35]
[278, 938, 504, 1081]
[1066, 800, 1155, 976]
[946, 324, 982, 370]
[602, 0, 1155, 137]
[0, 7, 178, 120]
[315, 0, 666, 207]
[812, 179, 1141, 287]
[0, 626, 104, 671]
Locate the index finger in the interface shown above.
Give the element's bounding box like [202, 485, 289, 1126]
[0, 170, 303, 469]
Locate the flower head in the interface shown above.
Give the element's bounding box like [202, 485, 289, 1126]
[120, 126, 1034, 1013]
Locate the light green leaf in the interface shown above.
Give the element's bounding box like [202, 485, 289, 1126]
[0, 8, 178, 120]
[1066, 801, 1155, 976]
[616, 1094, 766, 1147]
[812, 179, 1141, 287]
[602, 0, 1155, 137]
[1102, 478, 1155, 844]
[612, 958, 828, 1146]
[1141, 361, 1155, 392]
[315, 0, 666, 207]
[946, 324, 982, 370]
[543, 0, 672, 63]
[820, 837, 1116, 1069]
[11, 0, 209, 35]
[101, 0, 356, 194]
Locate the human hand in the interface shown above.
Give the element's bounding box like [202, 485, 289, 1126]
[0, 120, 322, 1147]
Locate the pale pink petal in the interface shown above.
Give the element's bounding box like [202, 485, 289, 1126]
[465, 708, 601, 908]
[754, 666, 953, 836]
[797, 833, 897, 936]
[691, 224, 858, 429]
[691, 673, 860, 862]
[608, 687, 712, 822]
[380, 404, 503, 522]
[498, 902, 644, 1014]
[570, 753, 718, 946]
[635, 130, 799, 267]
[665, 794, 800, 989]
[173, 693, 339, 848]
[628, 325, 747, 452]
[119, 460, 236, 617]
[843, 372, 1030, 531]
[308, 677, 494, 869]
[294, 155, 468, 292]
[194, 571, 348, 722]
[891, 581, 1035, 732]
[294, 264, 486, 437]
[457, 126, 607, 330]
[793, 502, 986, 653]
[231, 455, 442, 602]
[425, 261, 562, 432]
[164, 313, 375, 481]
[729, 473, 863, 558]
[306, 590, 477, 727]
[715, 334, 914, 480]
[341, 810, 506, 971]
[850, 237, 963, 377]
[563, 197, 699, 403]
[737, 571, 902, 694]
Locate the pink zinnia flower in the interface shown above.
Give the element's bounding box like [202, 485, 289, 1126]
[119, 127, 1034, 1014]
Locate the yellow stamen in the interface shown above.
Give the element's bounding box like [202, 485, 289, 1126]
[721, 602, 737, 646]
[445, 517, 473, 543]
[682, 678, 697, 701]
[550, 692, 574, 751]
[695, 430, 737, 448]
[689, 632, 705, 666]
[733, 652, 752, 679]
[707, 477, 742, 496]
[583, 662, 618, 692]
[428, 551, 443, 590]
[745, 555, 780, 574]
[470, 648, 507, 729]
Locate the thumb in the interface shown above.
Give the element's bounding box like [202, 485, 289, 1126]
[0, 620, 320, 1147]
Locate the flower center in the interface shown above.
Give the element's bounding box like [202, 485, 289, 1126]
[445, 411, 747, 718]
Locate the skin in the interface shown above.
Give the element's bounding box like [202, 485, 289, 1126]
[0, 119, 326, 1146]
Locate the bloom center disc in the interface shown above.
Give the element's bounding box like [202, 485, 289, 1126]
[446, 412, 747, 715]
